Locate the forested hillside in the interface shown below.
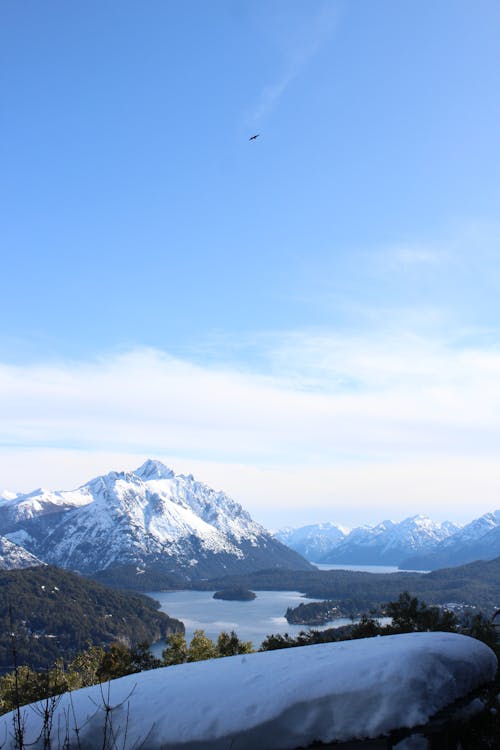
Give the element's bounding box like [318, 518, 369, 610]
[0, 566, 183, 671]
[196, 556, 500, 614]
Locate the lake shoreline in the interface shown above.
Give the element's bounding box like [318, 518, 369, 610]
[148, 564, 430, 650]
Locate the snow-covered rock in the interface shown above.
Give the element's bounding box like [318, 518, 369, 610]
[0, 460, 311, 579]
[401, 510, 500, 570]
[0, 489, 18, 501]
[282, 510, 500, 570]
[279, 515, 460, 566]
[274, 522, 348, 562]
[0, 536, 43, 570]
[0, 632, 495, 749]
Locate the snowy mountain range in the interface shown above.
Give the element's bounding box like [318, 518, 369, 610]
[275, 512, 500, 569]
[275, 523, 348, 562]
[399, 510, 500, 570]
[0, 460, 311, 581]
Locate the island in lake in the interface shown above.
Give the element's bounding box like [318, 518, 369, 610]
[286, 600, 344, 625]
[213, 586, 257, 601]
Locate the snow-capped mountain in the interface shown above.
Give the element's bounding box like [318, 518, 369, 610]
[400, 510, 500, 570]
[277, 515, 461, 567]
[0, 490, 17, 501]
[0, 536, 43, 570]
[274, 523, 348, 563]
[0, 460, 311, 580]
[323, 515, 460, 566]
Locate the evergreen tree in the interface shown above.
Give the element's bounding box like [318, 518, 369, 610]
[97, 643, 134, 681]
[162, 632, 188, 666]
[187, 630, 216, 662]
[216, 631, 253, 657]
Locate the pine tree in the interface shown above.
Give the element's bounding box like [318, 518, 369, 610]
[216, 630, 253, 657]
[162, 632, 188, 666]
[187, 630, 216, 662]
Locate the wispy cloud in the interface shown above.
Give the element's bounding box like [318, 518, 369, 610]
[388, 245, 446, 266]
[250, 2, 339, 123]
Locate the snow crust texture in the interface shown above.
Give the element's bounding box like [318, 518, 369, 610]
[2, 632, 496, 750]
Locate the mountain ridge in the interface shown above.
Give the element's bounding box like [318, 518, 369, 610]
[0, 460, 312, 582]
[274, 511, 500, 569]
[400, 511, 500, 569]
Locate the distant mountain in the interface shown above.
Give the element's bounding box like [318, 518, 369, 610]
[400, 511, 500, 570]
[276, 515, 460, 567]
[274, 523, 348, 562]
[0, 460, 312, 583]
[0, 490, 17, 501]
[0, 536, 43, 570]
[321, 516, 460, 566]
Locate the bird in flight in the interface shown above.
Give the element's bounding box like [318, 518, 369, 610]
[249, 134, 260, 141]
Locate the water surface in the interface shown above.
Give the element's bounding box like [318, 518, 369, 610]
[314, 563, 429, 574]
[149, 563, 417, 650]
[150, 589, 354, 650]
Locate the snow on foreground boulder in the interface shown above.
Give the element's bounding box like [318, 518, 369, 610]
[0, 632, 496, 749]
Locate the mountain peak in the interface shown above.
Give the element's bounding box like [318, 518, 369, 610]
[134, 459, 175, 481]
[0, 462, 312, 579]
[0, 490, 18, 502]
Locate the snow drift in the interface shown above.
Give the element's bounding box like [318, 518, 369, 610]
[0, 632, 496, 749]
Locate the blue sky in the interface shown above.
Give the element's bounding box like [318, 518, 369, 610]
[1, 1, 500, 527]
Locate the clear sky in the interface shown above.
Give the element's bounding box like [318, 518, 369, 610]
[1, 0, 500, 528]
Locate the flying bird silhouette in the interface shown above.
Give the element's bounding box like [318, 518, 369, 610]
[249, 134, 260, 141]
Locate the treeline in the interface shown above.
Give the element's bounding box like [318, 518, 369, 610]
[1, 595, 498, 749]
[91, 563, 189, 591]
[260, 591, 500, 748]
[272, 592, 497, 650]
[0, 630, 253, 715]
[195, 556, 500, 614]
[2, 593, 497, 714]
[286, 600, 342, 625]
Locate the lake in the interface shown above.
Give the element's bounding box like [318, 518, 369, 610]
[314, 563, 400, 573]
[149, 563, 402, 650]
[314, 564, 429, 573]
[150, 589, 352, 651]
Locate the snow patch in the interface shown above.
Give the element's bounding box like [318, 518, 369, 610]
[1, 632, 495, 750]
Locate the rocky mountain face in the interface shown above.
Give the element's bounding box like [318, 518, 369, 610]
[276, 515, 462, 567]
[0, 536, 43, 570]
[0, 460, 312, 582]
[274, 523, 348, 563]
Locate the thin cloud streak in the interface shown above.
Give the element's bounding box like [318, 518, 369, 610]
[250, 2, 339, 122]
